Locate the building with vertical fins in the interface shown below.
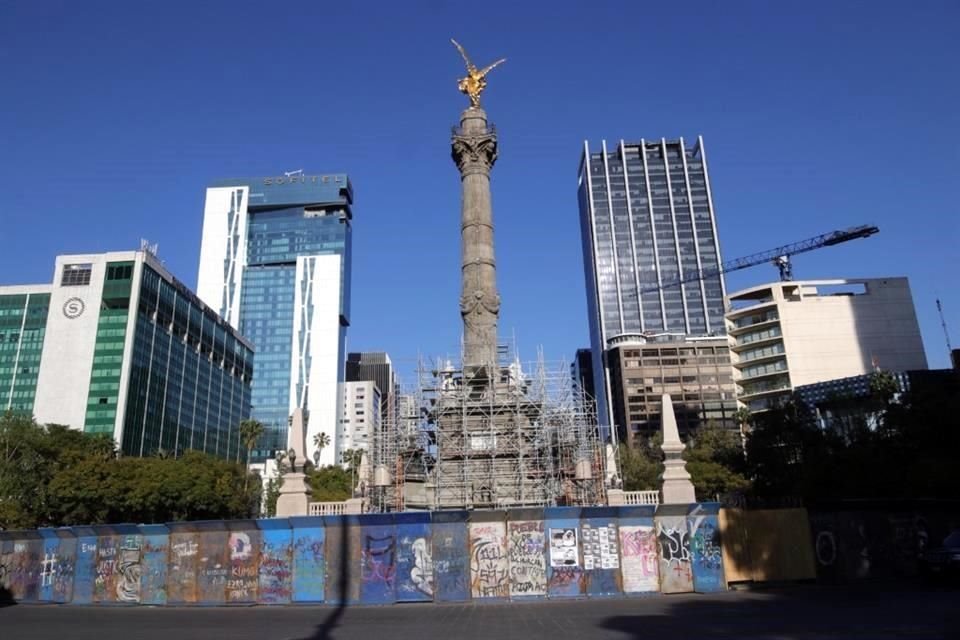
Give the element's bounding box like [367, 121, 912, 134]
[197, 173, 353, 465]
[0, 251, 253, 459]
[578, 138, 736, 444]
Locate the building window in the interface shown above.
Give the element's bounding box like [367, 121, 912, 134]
[61, 263, 93, 286]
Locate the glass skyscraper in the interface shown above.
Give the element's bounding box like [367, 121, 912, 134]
[578, 138, 727, 434]
[1, 251, 253, 459]
[197, 174, 353, 464]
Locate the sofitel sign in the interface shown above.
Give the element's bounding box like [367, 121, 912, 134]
[263, 175, 344, 186]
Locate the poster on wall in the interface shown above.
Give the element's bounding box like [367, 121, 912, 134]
[549, 528, 579, 568]
[581, 523, 619, 571]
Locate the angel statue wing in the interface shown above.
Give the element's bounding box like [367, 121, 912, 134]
[451, 39, 477, 73]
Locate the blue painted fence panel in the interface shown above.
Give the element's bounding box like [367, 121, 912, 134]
[139, 525, 169, 606]
[617, 506, 659, 594]
[580, 507, 622, 597]
[38, 529, 59, 602]
[114, 526, 144, 605]
[52, 530, 77, 604]
[71, 527, 98, 604]
[432, 511, 469, 602]
[689, 504, 726, 593]
[545, 507, 584, 598]
[290, 516, 325, 603]
[360, 514, 396, 605]
[394, 512, 433, 602]
[258, 519, 293, 605]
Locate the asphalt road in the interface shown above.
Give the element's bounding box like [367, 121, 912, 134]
[2, 583, 958, 640]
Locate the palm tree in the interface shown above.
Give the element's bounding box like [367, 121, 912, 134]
[313, 432, 331, 467]
[239, 419, 265, 492]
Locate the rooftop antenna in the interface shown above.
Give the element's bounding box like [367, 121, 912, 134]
[139, 238, 159, 257]
[284, 169, 304, 178]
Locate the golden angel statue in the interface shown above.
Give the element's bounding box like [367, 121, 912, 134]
[451, 39, 506, 108]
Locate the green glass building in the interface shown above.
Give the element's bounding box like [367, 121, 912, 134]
[0, 251, 253, 460]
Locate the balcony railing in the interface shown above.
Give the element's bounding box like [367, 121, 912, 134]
[622, 490, 660, 506]
[308, 501, 347, 516]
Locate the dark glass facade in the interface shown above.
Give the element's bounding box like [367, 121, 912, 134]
[118, 263, 253, 458]
[579, 138, 729, 436]
[0, 292, 50, 413]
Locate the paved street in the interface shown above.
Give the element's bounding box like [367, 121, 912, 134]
[1, 583, 958, 640]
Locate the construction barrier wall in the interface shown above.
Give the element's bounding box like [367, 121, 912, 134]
[807, 504, 960, 584]
[0, 502, 849, 606]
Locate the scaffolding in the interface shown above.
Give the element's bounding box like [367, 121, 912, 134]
[366, 344, 607, 512]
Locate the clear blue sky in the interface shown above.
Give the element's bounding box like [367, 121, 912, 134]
[2, 0, 958, 379]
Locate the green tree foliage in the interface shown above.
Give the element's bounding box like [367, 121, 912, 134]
[340, 447, 364, 471]
[744, 373, 960, 502]
[683, 422, 750, 501]
[239, 419, 265, 466]
[0, 414, 260, 529]
[306, 464, 352, 502]
[617, 435, 663, 491]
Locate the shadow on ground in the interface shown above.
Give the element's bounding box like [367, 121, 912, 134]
[599, 582, 960, 639]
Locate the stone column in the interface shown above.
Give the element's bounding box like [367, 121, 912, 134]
[451, 107, 500, 373]
[659, 393, 697, 504]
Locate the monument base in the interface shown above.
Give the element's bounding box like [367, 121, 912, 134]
[275, 472, 310, 517]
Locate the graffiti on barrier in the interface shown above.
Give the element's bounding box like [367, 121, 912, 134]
[657, 518, 693, 593]
[115, 545, 141, 603]
[619, 525, 658, 592]
[507, 521, 545, 597]
[470, 523, 508, 598]
[690, 518, 722, 571]
[362, 534, 396, 587]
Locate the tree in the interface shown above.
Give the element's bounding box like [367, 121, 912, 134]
[306, 464, 353, 502]
[312, 432, 331, 466]
[1, 413, 260, 529]
[238, 419, 264, 493]
[239, 419, 265, 465]
[617, 436, 663, 491]
[684, 423, 750, 501]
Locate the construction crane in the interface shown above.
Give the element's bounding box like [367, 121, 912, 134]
[641, 224, 879, 294]
[936, 298, 953, 353]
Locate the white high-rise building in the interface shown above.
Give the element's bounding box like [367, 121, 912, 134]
[336, 381, 380, 463]
[725, 277, 928, 411]
[196, 174, 353, 465]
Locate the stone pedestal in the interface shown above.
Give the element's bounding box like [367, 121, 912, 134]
[275, 472, 310, 517]
[658, 394, 697, 504]
[606, 488, 625, 506]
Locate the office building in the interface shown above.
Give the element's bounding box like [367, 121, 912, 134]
[578, 137, 726, 436]
[0, 251, 253, 458]
[725, 278, 928, 411]
[336, 380, 381, 462]
[197, 173, 353, 465]
[345, 351, 397, 426]
[607, 336, 736, 445]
